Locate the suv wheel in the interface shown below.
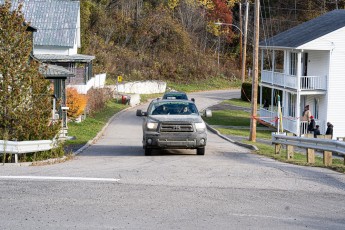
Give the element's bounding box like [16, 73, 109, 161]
[196, 147, 205, 155]
[145, 147, 152, 156]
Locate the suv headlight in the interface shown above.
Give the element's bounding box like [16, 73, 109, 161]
[147, 122, 158, 130]
[195, 122, 206, 131]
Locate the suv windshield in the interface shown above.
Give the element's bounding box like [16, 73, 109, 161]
[148, 101, 198, 115]
[162, 92, 188, 100]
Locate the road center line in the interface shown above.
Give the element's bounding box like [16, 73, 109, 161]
[0, 176, 120, 182]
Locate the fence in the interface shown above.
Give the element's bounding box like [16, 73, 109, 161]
[272, 133, 345, 166]
[68, 73, 106, 94]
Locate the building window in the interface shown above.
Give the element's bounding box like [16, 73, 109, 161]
[290, 52, 297, 75]
[288, 93, 296, 117]
[314, 98, 319, 119]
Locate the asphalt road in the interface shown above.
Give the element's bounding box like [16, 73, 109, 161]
[0, 89, 344, 230]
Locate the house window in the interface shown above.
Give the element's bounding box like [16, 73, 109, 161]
[313, 98, 319, 119]
[290, 52, 297, 75]
[287, 93, 296, 117]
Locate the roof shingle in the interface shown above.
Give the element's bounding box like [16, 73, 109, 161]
[260, 10, 345, 49]
[0, 0, 79, 47]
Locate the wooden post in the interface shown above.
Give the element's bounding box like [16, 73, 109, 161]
[305, 134, 314, 138]
[249, 0, 260, 142]
[239, 2, 242, 72]
[275, 144, 281, 154]
[287, 144, 294, 159]
[241, 1, 249, 83]
[307, 148, 315, 164]
[323, 150, 332, 166]
[286, 133, 294, 159]
[323, 135, 332, 166]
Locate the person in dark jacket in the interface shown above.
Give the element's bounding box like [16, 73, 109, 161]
[325, 122, 333, 138]
[308, 115, 316, 133]
[314, 125, 321, 138]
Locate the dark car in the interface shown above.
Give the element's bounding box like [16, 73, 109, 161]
[162, 91, 195, 102]
[136, 99, 212, 156]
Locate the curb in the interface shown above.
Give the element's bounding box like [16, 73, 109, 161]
[206, 124, 259, 151]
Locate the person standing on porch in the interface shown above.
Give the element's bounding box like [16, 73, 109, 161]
[308, 115, 315, 133]
[302, 105, 311, 123]
[300, 105, 311, 135]
[325, 122, 334, 138]
[314, 125, 321, 138]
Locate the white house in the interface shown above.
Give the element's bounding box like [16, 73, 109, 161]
[0, 0, 95, 136]
[258, 9, 345, 139]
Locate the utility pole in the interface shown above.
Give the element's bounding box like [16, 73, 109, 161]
[241, 1, 249, 83]
[239, 2, 242, 72]
[249, 0, 260, 142]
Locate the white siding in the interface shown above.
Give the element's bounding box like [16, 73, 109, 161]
[306, 50, 329, 78]
[77, 10, 81, 48]
[33, 45, 78, 55]
[325, 27, 345, 139]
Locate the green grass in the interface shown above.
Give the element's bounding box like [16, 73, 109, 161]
[246, 141, 345, 173]
[205, 98, 345, 173]
[66, 100, 128, 146]
[167, 77, 242, 92]
[222, 98, 252, 108]
[204, 110, 251, 126]
[218, 128, 273, 139]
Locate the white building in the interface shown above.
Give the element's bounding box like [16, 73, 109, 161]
[259, 10, 345, 139]
[1, 0, 95, 135]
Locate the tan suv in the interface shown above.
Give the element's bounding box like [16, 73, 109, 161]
[136, 99, 212, 156]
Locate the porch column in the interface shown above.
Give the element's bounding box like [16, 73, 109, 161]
[296, 52, 302, 136]
[270, 88, 274, 113]
[260, 84, 262, 107]
[284, 50, 288, 75]
[297, 52, 302, 89]
[261, 50, 264, 72]
[260, 50, 264, 109]
[272, 50, 275, 84]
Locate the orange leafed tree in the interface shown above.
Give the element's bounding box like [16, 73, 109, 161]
[66, 88, 88, 119]
[208, 0, 234, 42]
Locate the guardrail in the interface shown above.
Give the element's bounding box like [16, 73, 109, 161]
[0, 140, 55, 164]
[272, 133, 345, 166]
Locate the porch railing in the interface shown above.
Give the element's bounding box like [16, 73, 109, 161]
[261, 70, 327, 90]
[259, 108, 325, 136]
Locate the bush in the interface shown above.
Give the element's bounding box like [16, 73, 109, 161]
[86, 88, 113, 116]
[66, 88, 88, 119]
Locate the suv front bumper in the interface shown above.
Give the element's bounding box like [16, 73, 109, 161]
[143, 131, 207, 149]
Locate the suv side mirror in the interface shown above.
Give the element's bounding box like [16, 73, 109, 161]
[203, 109, 212, 117]
[136, 109, 143, 116]
[191, 98, 195, 102]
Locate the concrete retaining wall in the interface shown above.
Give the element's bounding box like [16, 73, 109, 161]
[116, 80, 166, 94]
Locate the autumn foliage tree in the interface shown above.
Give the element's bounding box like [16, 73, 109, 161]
[66, 88, 88, 119]
[0, 1, 60, 141]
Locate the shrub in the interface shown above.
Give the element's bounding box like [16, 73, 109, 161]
[86, 88, 113, 116]
[66, 88, 88, 119]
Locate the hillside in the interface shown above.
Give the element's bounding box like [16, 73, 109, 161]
[79, 0, 344, 84]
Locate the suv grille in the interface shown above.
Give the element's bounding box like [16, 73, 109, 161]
[160, 122, 194, 132]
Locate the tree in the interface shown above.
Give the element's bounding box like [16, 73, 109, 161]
[0, 1, 60, 141]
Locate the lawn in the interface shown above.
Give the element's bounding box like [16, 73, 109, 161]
[205, 99, 345, 173]
[168, 76, 242, 92]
